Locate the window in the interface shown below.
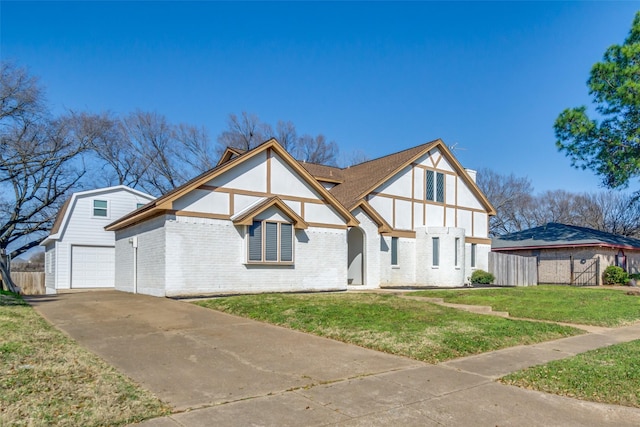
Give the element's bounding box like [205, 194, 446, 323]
[454, 238, 460, 267]
[93, 200, 108, 217]
[436, 172, 444, 203]
[248, 220, 293, 263]
[432, 237, 440, 267]
[46, 251, 52, 274]
[391, 237, 398, 266]
[471, 243, 477, 268]
[136, 203, 146, 209]
[426, 170, 445, 203]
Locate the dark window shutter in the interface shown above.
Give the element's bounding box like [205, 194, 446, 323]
[265, 222, 278, 261]
[280, 223, 293, 262]
[249, 221, 263, 261]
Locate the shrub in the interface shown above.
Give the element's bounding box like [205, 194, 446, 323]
[602, 265, 629, 285]
[471, 269, 495, 285]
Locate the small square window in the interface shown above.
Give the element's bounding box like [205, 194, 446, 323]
[93, 200, 108, 217]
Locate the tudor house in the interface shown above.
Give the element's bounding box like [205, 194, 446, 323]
[106, 138, 495, 297]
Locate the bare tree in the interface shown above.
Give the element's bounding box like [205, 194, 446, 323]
[585, 192, 640, 237]
[173, 123, 216, 173]
[216, 112, 271, 154]
[1, 64, 93, 284]
[216, 112, 339, 166]
[294, 134, 339, 166]
[0, 62, 43, 124]
[88, 111, 215, 196]
[478, 167, 640, 238]
[273, 120, 297, 153]
[340, 149, 370, 167]
[476, 168, 535, 236]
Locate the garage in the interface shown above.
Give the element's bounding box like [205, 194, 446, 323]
[71, 245, 115, 288]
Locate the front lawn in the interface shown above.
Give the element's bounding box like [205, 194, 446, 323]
[501, 340, 640, 408]
[195, 293, 582, 363]
[409, 285, 640, 326]
[0, 291, 170, 427]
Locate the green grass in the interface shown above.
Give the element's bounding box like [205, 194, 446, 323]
[501, 340, 640, 408]
[0, 290, 170, 427]
[195, 292, 582, 363]
[408, 285, 640, 326]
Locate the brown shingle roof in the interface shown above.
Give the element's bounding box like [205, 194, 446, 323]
[301, 138, 494, 216]
[299, 163, 345, 183]
[328, 139, 440, 209]
[49, 198, 71, 235]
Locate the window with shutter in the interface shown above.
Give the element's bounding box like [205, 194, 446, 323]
[247, 220, 294, 264]
[280, 223, 293, 262]
[249, 221, 263, 261]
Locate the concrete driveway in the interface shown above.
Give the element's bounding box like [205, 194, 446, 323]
[28, 291, 640, 426]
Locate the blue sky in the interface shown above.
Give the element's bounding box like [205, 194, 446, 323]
[2, 1, 639, 194]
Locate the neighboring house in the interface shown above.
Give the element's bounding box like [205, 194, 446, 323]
[106, 138, 495, 297]
[41, 186, 155, 294]
[492, 222, 640, 286]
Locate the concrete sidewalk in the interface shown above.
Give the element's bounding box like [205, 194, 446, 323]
[27, 291, 640, 426]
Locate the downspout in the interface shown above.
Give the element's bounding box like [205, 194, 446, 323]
[130, 237, 138, 294]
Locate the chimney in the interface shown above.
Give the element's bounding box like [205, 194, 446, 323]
[465, 169, 477, 183]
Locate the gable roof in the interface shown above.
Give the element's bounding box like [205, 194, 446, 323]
[301, 139, 495, 215]
[231, 196, 308, 229]
[106, 139, 358, 231]
[41, 185, 155, 246]
[492, 223, 640, 251]
[217, 147, 247, 166]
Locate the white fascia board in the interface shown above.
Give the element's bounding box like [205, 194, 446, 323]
[230, 197, 267, 221]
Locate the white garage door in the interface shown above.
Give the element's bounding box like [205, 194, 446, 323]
[71, 246, 115, 288]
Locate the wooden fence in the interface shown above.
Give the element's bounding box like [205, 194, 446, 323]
[12, 272, 46, 295]
[489, 252, 538, 286]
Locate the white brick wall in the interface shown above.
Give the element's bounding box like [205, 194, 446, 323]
[118, 215, 349, 297]
[115, 216, 167, 297]
[417, 227, 466, 287]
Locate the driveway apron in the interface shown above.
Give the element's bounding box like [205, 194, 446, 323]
[27, 291, 640, 426]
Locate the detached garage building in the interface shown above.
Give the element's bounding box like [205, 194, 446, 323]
[41, 185, 155, 294]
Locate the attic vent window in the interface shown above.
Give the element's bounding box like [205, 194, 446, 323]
[93, 200, 108, 217]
